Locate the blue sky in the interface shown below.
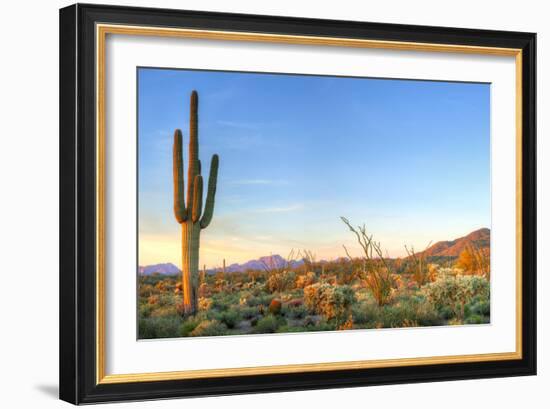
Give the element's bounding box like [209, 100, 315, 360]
[138, 68, 490, 268]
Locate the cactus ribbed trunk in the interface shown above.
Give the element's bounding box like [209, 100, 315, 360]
[172, 90, 219, 316]
[181, 221, 201, 315]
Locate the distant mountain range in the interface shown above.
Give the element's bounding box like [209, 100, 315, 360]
[139, 229, 490, 275]
[138, 255, 304, 276]
[139, 263, 180, 275]
[418, 228, 490, 258]
[222, 254, 304, 273]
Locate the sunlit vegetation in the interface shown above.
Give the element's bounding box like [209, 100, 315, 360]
[138, 219, 490, 339]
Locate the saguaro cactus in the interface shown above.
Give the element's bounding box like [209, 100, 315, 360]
[173, 90, 219, 315]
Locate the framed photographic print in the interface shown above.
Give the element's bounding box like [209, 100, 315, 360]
[59, 3, 536, 404]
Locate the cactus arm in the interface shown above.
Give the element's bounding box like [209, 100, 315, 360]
[173, 129, 187, 222]
[200, 154, 219, 229]
[198, 159, 201, 175]
[192, 175, 203, 223]
[186, 90, 199, 211]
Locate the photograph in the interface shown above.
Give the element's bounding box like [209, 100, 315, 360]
[137, 68, 492, 339]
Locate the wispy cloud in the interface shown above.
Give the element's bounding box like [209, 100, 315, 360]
[230, 179, 289, 186]
[254, 204, 304, 213]
[217, 120, 262, 130]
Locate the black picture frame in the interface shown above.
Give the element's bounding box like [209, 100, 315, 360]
[59, 3, 536, 404]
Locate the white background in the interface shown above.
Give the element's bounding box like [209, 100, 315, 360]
[106, 34, 517, 374]
[0, 0, 546, 407]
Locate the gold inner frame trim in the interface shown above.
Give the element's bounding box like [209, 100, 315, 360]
[96, 23, 523, 385]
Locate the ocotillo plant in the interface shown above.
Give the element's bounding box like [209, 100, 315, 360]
[173, 90, 219, 316]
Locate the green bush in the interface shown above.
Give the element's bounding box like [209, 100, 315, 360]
[210, 293, 240, 311]
[439, 306, 454, 320]
[423, 275, 490, 319]
[254, 315, 281, 333]
[179, 317, 201, 336]
[246, 293, 275, 307]
[304, 283, 356, 323]
[306, 319, 337, 332]
[190, 320, 227, 337]
[149, 305, 177, 318]
[283, 304, 307, 319]
[469, 299, 490, 316]
[139, 284, 156, 298]
[138, 316, 183, 339]
[265, 271, 296, 292]
[219, 309, 241, 329]
[375, 300, 441, 328]
[276, 325, 307, 333]
[464, 314, 487, 325]
[238, 305, 260, 320]
[139, 303, 154, 318]
[351, 302, 378, 325]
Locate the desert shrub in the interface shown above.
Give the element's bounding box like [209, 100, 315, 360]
[351, 305, 369, 325]
[179, 316, 201, 336]
[455, 243, 490, 278]
[254, 315, 280, 333]
[266, 270, 297, 292]
[147, 293, 176, 309]
[239, 305, 260, 320]
[283, 304, 307, 319]
[214, 278, 228, 293]
[277, 325, 307, 333]
[376, 305, 411, 328]
[138, 316, 182, 339]
[154, 281, 166, 291]
[269, 299, 282, 315]
[362, 269, 396, 306]
[138, 318, 156, 338]
[337, 315, 354, 330]
[439, 306, 455, 320]
[246, 293, 275, 308]
[392, 299, 441, 327]
[423, 275, 490, 319]
[219, 309, 241, 329]
[205, 308, 222, 321]
[295, 272, 317, 289]
[419, 302, 450, 326]
[210, 292, 239, 311]
[303, 283, 356, 324]
[198, 282, 211, 298]
[337, 268, 360, 285]
[198, 297, 212, 311]
[469, 298, 490, 316]
[139, 303, 154, 318]
[147, 295, 160, 305]
[319, 274, 338, 285]
[190, 320, 227, 337]
[149, 305, 177, 318]
[404, 244, 437, 287]
[139, 284, 155, 298]
[303, 315, 321, 327]
[437, 267, 462, 279]
[464, 314, 487, 325]
[340, 217, 397, 306]
[306, 319, 337, 332]
[351, 302, 379, 325]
